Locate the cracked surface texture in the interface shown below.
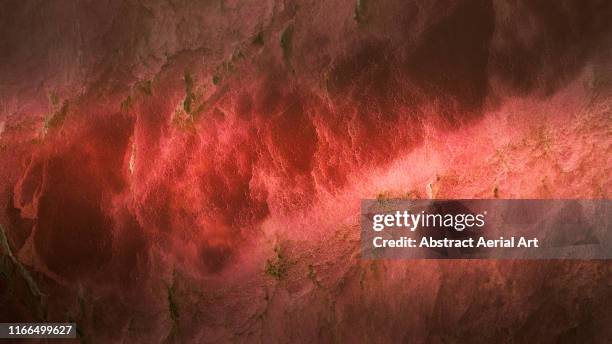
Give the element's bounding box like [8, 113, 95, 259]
[0, 0, 611, 343]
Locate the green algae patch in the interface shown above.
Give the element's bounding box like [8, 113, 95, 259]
[265, 245, 291, 281]
[44, 99, 69, 131]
